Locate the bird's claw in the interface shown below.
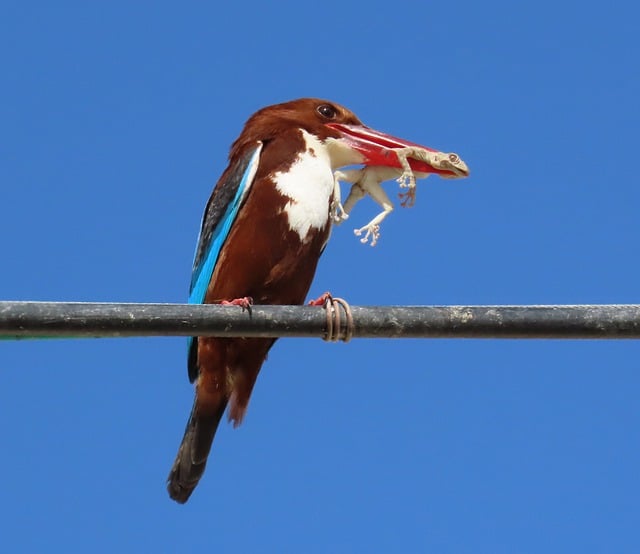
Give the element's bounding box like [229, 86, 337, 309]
[309, 292, 354, 343]
[308, 292, 333, 306]
[220, 296, 253, 314]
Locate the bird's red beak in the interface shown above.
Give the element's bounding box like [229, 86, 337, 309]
[327, 122, 469, 178]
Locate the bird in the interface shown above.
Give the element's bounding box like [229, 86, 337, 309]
[167, 98, 469, 503]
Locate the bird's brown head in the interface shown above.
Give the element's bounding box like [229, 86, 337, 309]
[229, 98, 361, 158]
[229, 97, 469, 177]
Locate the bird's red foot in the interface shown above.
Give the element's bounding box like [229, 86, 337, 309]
[308, 292, 354, 342]
[220, 296, 253, 313]
[308, 292, 333, 306]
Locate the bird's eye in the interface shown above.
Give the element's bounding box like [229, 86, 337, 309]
[317, 104, 337, 119]
[449, 154, 459, 163]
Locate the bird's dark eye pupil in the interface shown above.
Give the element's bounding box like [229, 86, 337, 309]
[317, 104, 337, 119]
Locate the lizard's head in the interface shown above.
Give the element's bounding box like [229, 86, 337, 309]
[428, 152, 470, 178]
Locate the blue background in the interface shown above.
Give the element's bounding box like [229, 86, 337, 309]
[1, 1, 639, 552]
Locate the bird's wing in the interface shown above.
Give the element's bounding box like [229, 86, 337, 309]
[189, 143, 262, 304]
[187, 143, 262, 381]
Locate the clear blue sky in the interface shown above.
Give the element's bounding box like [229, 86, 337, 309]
[1, 1, 639, 552]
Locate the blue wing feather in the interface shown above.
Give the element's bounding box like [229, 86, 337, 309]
[187, 143, 261, 382]
[189, 144, 262, 305]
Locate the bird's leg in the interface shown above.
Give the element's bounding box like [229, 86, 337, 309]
[308, 291, 333, 306]
[220, 296, 253, 313]
[308, 292, 353, 342]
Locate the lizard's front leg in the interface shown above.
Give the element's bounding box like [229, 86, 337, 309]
[392, 147, 430, 208]
[392, 146, 468, 207]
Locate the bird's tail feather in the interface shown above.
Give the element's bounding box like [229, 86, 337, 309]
[167, 402, 226, 503]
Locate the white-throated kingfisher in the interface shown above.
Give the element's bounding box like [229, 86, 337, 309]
[167, 98, 469, 503]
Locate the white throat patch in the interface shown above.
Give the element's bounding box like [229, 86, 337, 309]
[272, 130, 334, 242]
